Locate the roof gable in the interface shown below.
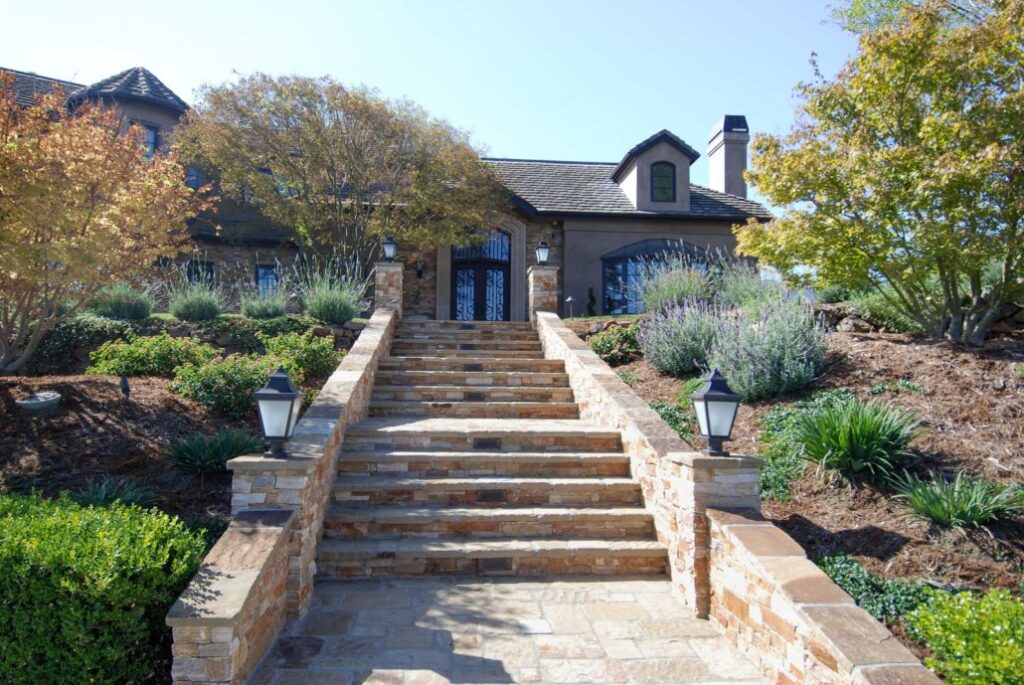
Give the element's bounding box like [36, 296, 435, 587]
[611, 129, 700, 182]
[68, 67, 188, 115]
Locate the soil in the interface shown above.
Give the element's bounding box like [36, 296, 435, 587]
[0, 375, 258, 526]
[568, 319, 1024, 591]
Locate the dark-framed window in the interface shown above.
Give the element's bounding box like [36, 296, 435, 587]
[186, 259, 215, 284]
[255, 264, 280, 295]
[650, 161, 676, 203]
[185, 164, 207, 190]
[601, 239, 707, 315]
[143, 125, 160, 159]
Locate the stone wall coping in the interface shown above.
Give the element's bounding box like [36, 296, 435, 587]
[166, 509, 295, 628]
[228, 454, 316, 474]
[669, 451, 764, 470]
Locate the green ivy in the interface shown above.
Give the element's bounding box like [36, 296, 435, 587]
[650, 401, 694, 441]
[817, 554, 929, 624]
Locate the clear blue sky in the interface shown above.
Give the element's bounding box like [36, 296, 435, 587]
[4, 0, 857, 191]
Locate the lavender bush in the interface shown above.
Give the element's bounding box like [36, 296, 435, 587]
[637, 300, 720, 376]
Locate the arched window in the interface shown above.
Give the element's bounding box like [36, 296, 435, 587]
[601, 239, 707, 314]
[650, 161, 676, 203]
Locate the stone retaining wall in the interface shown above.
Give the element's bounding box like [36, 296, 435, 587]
[165, 307, 398, 685]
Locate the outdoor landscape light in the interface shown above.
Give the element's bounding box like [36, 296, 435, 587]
[690, 369, 741, 456]
[382, 236, 398, 262]
[253, 367, 301, 458]
[535, 240, 550, 266]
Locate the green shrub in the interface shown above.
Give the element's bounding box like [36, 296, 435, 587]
[815, 283, 852, 304]
[650, 401, 694, 441]
[30, 313, 135, 374]
[637, 300, 719, 376]
[73, 476, 159, 507]
[796, 399, 918, 481]
[707, 299, 827, 401]
[169, 430, 263, 477]
[848, 287, 922, 334]
[168, 281, 223, 322]
[0, 493, 205, 684]
[589, 324, 641, 366]
[172, 354, 300, 418]
[756, 390, 854, 500]
[302, 271, 366, 326]
[86, 332, 217, 377]
[908, 589, 1024, 685]
[894, 471, 1024, 528]
[91, 282, 154, 321]
[260, 330, 341, 378]
[715, 260, 783, 311]
[186, 314, 321, 354]
[677, 377, 705, 401]
[817, 554, 929, 624]
[642, 267, 710, 312]
[241, 290, 289, 319]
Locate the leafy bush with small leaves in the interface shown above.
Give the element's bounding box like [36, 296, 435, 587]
[0, 493, 205, 684]
[30, 313, 135, 374]
[73, 476, 159, 507]
[637, 300, 720, 376]
[756, 390, 854, 500]
[817, 554, 929, 624]
[260, 330, 341, 379]
[650, 401, 694, 441]
[302, 271, 367, 326]
[241, 290, 289, 319]
[907, 589, 1024, 685]
[91, 282, 154, 321]
[86, 332, 217, 377]
[848, 287, 922, 334]
[589, 324, 641, 366]
[894, 471, 1024, 528]
[642, 266, 710, 313]
[815, 283, 852, 304]
[707, 299, 826, 401]
[172, 354, 301, 418]
[796, 399, 918, 481]
[169, 430, 263, 476]
[168, 281, 223, 322]
[869, 379, 923, 395]
[715, 260, 783, 311]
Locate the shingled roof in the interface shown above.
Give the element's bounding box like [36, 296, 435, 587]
[486, 158, 772, 221]
[3, 68, 84, 107]
[67, 67, 188, 114]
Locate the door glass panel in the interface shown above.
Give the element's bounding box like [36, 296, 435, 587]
[485, 268, 506, 321]
[454, 268, 475, 321]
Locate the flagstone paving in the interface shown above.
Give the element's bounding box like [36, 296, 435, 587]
[248, 576, 768, 685]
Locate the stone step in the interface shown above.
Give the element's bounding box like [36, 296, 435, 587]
[371, 385, 575, 403]
[332, 476, 642, 506]
[391, 339, 543, 351]
[323, 505, 655, 540]
[375, 369, 570, 388]
[368, 400, 579, 419]
[337, 450, 631, 477]
[389, 347, 545, 359]
[316, 537, 668, 577]
[397, 321, 535, 332]
[379, 357, 564, 372]
[343, 417, 622, 452]
[393, 330, 541, 343]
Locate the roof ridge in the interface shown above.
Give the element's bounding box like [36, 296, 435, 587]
[484, 157, 616, 166]
[1, 67, 84, 88]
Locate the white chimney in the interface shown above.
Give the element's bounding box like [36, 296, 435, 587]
[707, 115, 750, 198]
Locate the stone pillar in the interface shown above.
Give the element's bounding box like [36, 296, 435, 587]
[374, 261, 403, 317]
[527, 265, 559, 324]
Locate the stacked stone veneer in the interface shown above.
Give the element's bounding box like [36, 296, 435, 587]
[374, 261, 404, 316]
[528, 265, 559, 322]
[708, 509, 940, 685]
[534, 311, 937, 685]
[165, 307, 398, 685]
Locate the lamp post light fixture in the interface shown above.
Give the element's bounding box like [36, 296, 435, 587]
[690, 369, 741, 456]
[535, 240, 550, 266]
[382, 236, 398, 262]
[253, 366, 301, 458]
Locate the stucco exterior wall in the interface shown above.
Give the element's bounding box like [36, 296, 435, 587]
[615, 140, 693, 212]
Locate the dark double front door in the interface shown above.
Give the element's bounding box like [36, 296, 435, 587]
[451, 230, 511, 321]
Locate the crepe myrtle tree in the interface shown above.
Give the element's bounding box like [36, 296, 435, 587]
[178, 73, 510, 271]
[736, 0, 1024, 343]
[0, 72, 199, 374]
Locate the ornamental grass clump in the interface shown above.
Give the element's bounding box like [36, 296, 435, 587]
[301, 271, 367, 326]
[74, 476, 159, 507]
[637, 299, 721, 376]
[893, 471, 1024, 528]
[240, 289, 289, 319]
[795, 399, 918, 481]
[169, 429, 264, 478]
[168, 280, 223, 322]
[90, 282, 154, 321]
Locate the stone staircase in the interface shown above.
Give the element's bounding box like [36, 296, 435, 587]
[318, 320, 668, 577]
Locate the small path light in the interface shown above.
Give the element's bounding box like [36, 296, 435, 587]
[254, 366, 301, 458]
[690, 369, 741, 456]
[382, 236, 398, 262]
[535, 239, 550, 266]
[120, 375, 130, 402]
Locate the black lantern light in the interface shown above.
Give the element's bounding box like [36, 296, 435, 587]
[690, 369, 741, 456]
[382, 236, 398, 262]
[535, 240, 550, 266]
[253, 367, 301, 458]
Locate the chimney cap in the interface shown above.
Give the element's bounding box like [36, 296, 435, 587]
[710, 115, 749, 141]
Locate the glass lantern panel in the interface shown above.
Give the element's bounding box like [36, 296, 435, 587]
[707, 399, 739, 438]
[288, 394, 302, 437]
[259, 397, 292, 438]
[692, 398, 709, 436]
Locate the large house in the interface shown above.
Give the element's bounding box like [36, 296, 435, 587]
[5, 65, 770, 319]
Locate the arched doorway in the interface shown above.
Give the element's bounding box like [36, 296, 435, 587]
[450, 230, 511, 321]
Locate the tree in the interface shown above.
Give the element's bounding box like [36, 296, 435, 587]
[0, 73, 197, 373]
[830, 0, 991, 31]
[178, 74, 509, 270]
[737, 0, 1024, 343]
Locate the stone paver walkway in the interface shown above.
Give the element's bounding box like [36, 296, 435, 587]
[249, 576, 767, 685]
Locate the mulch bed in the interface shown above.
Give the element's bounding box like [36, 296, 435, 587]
[569, 319, 1024, 591]
[0, 375, 257, 525]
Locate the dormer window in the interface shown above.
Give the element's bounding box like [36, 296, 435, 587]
[651, 161, 676, 203]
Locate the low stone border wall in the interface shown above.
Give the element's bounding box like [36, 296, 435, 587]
[708, 509, 939, 685]
[165, 307, 398, 685]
